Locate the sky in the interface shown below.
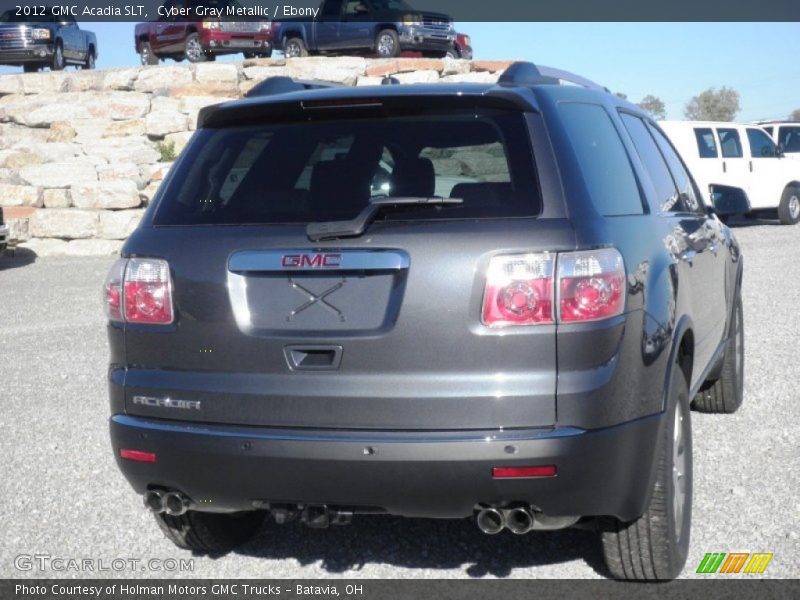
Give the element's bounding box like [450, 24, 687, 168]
[1, 21, 798, 121]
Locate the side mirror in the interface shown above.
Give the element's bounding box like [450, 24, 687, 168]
[709, 184, 750, 216]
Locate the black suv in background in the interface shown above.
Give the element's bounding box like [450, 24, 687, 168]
[105, 63, 745, 580]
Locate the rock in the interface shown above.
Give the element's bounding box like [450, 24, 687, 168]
[357, 76, 384, 87]
[69, 118, 114, 143]
[439, 72, 500, 83]
[71, 180, 141, 209]
[62, 71, 104, 92]
[134, 66, 193, 93]
[151, 96, 181, 112]
[163, 131, 193, 155]
[7, 216, 30, 242]
[146, 110, 189, 138]
[18, 238, 69, 256]
[242, 57, 286, 68]
[12, 142, 82, 163]
[472, 60, 514, 73]
[238, 80, 257, 96]
[0, 183, 42, 207]
[89, 139, 159, 165]
[96, 162, 141, 183]
[242, 65, 288, 80]
[24, 101, 94, 128]
[18, 162, 97, 188]
[0, 151, 43, 170]
[103, 68, 140, 91]
[167, 81, 242, 98]
[285, 56, 366, 85]
[21, 72, 70, 95]
[0, 168, 12, 183]
[195, 63, 239, 84]
[180, 95, 231, 114]
[107, 92, 150, 120]
[103, 119, 146, 138]
[98, 209, 145, 239]
[42, 188, 72, 208]
[394, 58, 444, 73]
[141, 162, 171, 182]
[441, 58, 471, 76]
[393, 70, 440, 84]
[0, 75, 23, 95]
[48, 121, 77, 142]
[29, 209, 98, 239]
[139, 181, 162, 205]
[365, 60, 400, 77]
[63, 239, 123, 256]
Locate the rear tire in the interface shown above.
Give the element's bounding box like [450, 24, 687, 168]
[777, 186, 800, 225]
[140, 42, 159, 66]
[83, 46, 95, 70]
[51, 41, 65, 71]
[283, 36, 308, 58]
[154, 510, 264, 553]
[692, 293, 744, 413]
[600, 366, 692, 580]
[446, 47, 459, 59]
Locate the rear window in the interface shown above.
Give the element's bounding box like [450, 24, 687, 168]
[778, 126, 800, 153]
[153, 112, 539, 226]
[694, 128, 718, 158]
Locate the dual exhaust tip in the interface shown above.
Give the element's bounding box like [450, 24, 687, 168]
[143, 490, 189, 516]
[476, 506, 535, 535]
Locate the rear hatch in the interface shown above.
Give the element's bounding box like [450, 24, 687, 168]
[122, 100, 573, 430]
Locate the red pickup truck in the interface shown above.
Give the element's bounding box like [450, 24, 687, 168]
[135, 0, 272, 65]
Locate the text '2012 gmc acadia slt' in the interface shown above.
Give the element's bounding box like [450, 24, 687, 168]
[106, 62, 746, 580]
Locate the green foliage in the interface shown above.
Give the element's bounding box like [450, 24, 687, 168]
[157, 140, 177, 162]
[684, 87, 740, 121]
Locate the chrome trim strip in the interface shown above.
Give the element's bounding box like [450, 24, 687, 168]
[228, 249, 410, 272]
[112, 414, 585, 444]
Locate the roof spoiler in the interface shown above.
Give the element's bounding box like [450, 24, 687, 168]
[498, 61, 609, 93]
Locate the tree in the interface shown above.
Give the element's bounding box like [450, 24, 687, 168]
[790, 108, 800, 121]
[684, 87, 740, 121]
[637, 95, 666, 120]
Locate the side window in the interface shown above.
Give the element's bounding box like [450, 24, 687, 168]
[620, 113, 679, 213]
[762, 126, 774, 136]
[717, 128, 743, 158]
[693, 128, 718, 158]
[558, 103, 644, 216]
[344, 1, 369, 16]
[746, 128, 779, 158]
[779, 126, 800, 152]
[320, 0, 344, 18]
[647, 123, 701, 213]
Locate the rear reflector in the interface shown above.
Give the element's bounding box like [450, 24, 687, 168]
[123, 258, 174, 325]
[492, 465, 557, 478]
[482, 253, 555, 327]
[119, 449, 157, 463]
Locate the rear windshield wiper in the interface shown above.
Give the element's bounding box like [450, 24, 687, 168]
[306, 197, 463, 242]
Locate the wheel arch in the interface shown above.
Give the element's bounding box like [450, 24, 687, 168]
[663, 316, 695, 410]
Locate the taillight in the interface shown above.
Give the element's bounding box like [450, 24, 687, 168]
[482, 254, 555, 327]
[558, 248, 625, 323]
[103, 258, 126, 322]
[103, 258, 174, 325]
[482, 248, 625, 327]
[124, 258, 174, 324]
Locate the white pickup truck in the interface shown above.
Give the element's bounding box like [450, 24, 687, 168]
[660, 120, 800, 224]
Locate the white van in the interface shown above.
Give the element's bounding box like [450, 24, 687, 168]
[660, 121, 800, 224]
[755, 121, 800, 160]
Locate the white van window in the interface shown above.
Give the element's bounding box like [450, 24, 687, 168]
[778, 126, 800, 153]
[693, 128, 718, 158]
[746, 128, 779, 158]
[717, 128, 743, 158]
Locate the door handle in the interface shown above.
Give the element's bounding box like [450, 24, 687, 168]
[749, 161, 753, 172]
[284, 345, 343, 371]
[722, 161, 727, 173]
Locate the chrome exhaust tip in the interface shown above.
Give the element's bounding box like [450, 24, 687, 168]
[476, 508, 505, 535]
[143, 489, 165, 513]
[504, 507, 534, 535]
[163, 491, 189, 516]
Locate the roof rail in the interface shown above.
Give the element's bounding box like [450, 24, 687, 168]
[245, 76, 342, 98]
[498, 61, 609, 93]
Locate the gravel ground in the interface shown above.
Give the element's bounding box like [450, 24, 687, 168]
[0, 220, 797, 579]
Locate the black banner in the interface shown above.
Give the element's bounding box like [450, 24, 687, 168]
[0, 0, 798, 23]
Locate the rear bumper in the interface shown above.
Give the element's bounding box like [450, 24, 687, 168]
[110, 411, 662, 521]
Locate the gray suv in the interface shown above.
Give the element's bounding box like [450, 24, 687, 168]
[105, 62, 746, 580]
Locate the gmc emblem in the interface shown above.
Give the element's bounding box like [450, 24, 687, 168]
[281, 253, 342, 269]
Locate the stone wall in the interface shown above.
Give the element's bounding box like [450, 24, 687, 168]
[0, 57, 509, 256]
